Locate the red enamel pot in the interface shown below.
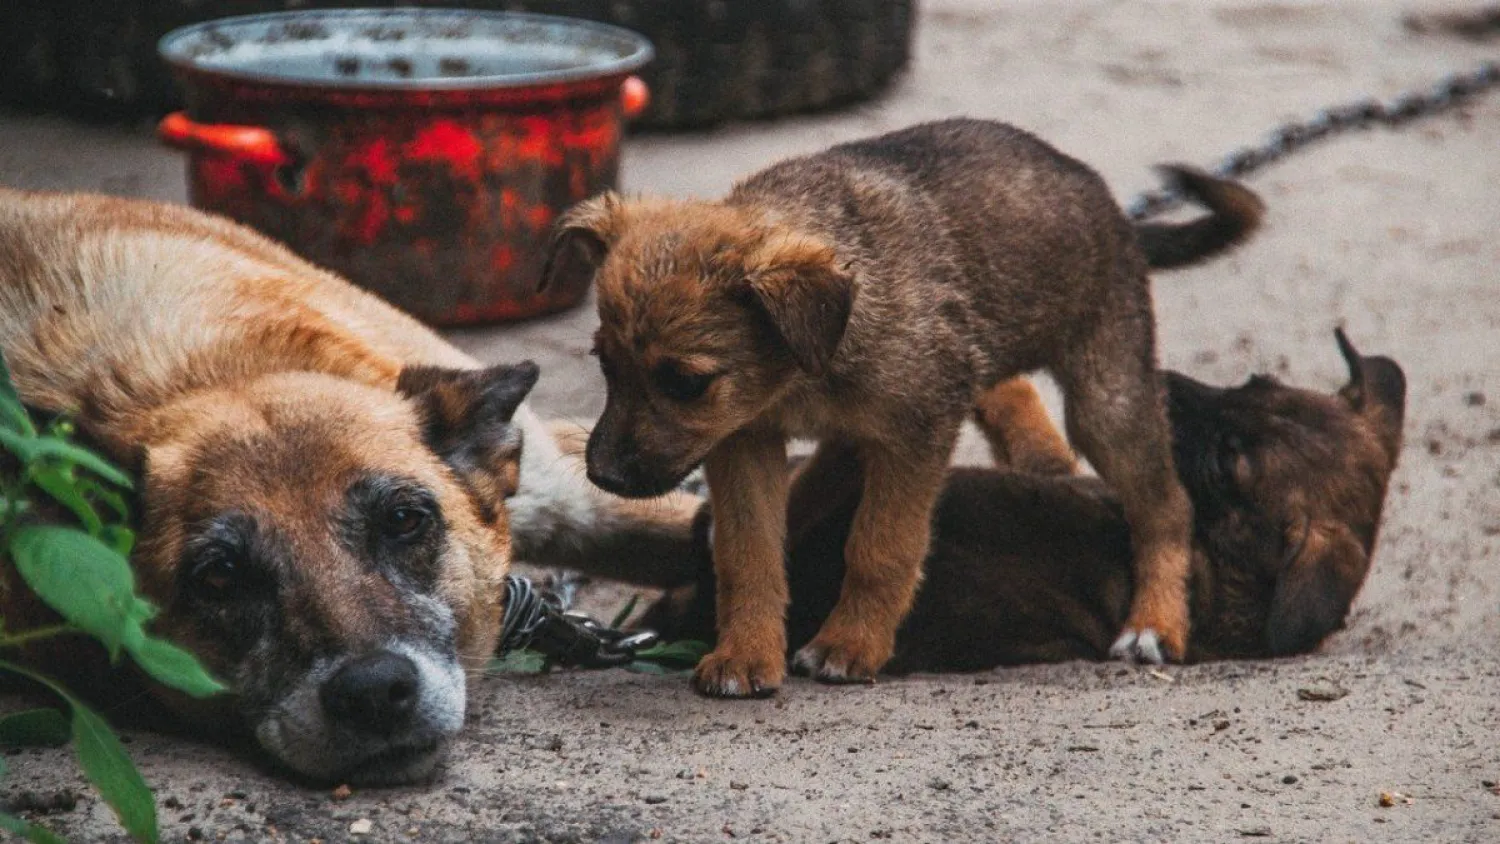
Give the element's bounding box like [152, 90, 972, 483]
[157, 9, 652, 325]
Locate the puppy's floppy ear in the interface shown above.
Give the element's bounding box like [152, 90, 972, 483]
[1265, 519, 1371, 656]
[741, 234, 855, 376]
[538, 192, 623, 294]
[397, 361, 540, 503]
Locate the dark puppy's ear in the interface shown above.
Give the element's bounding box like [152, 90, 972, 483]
[1265, 519, 1370, 656]
[537, 193, 623, 294]
[742, 234, 855, 376]
[1334, 328, 1407, 459]
[397, 362, 540, 504]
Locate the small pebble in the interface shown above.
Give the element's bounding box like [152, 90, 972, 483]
[643, 795, 668, 805]
[1465, 391, 1486, 407]
[349, 818, 374, 835]
[1283, 775, 1299, 784]
[331, 784, 352, 801]
[1297, 680, 1349, 702]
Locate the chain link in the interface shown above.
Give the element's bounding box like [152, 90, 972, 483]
[1126, 60, 1500, 220]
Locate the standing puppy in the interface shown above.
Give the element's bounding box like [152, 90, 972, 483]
[541, 119, 1261, 696]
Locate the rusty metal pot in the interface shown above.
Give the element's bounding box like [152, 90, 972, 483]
[158, 9, 651, 325]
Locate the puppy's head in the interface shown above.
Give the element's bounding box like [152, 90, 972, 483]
[124, 362, 536, 784]
[1166, 330, 1405, 656]
[540, 194, 854, 497]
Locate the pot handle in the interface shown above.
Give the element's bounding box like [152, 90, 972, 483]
[157, 112, 291, 166]
[622, 76, 650, 120]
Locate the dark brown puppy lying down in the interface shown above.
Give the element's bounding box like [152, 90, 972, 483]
[629, 332, 1406, 670]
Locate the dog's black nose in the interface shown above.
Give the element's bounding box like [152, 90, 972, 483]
[320, 650, 421, 736]
[587, 459, 638, 496]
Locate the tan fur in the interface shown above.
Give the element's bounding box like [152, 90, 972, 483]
[974, 379, 1078, 477]
[0, 187, 702, 783]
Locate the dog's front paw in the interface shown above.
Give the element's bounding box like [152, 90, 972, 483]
[693, 646, 784, 699]
[790, 629, 891, 684]
[1109, 621, 1187, 665]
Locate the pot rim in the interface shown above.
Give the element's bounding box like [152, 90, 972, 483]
[158, 7, 654, 93]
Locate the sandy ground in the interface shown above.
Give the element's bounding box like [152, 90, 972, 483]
[2, 1, 1499, 841]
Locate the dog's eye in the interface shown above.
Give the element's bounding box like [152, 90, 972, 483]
[381, 506, 432, 541]
[653, 364, 717, 402]
[188, 546, 246, 598]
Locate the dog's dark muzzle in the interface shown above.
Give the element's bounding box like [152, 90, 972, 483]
[585, 430, 692, 498]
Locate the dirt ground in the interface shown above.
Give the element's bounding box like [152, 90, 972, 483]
[2, 1, 1498, 841]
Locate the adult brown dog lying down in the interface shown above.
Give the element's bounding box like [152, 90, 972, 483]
[623, 332, 1406, 668]
[0, 187, 703, 784]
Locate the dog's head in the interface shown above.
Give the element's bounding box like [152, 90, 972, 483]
[1167, 330, 1405, 656]
[539, 194, 855, 497]
[121, 362, 537, 784]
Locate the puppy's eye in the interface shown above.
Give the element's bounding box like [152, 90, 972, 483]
[653, 363, 717, 402]
[381, 506, 432, 541]
[188, 546, 245, 599]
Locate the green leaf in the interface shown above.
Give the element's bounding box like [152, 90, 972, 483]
[98, 526, 136, 559]
[609, 594, 641, 630]
[78, 478, 130, 523]
[0, 811, 68, 844]
[70, 700, 157, 843]
[0, 351, 36, 439]
[0, 397, 33, 440]
[632, 639, 712, 668]
[125, 637, 226, 699]
[5, 434, 132, 490]
[0, 708, 70, 748]
[0, 426, 36, 461]
[0, 350, 18, 404]
[29, 465, 102, 536]
[9, 526, 153, 659]
[0, 660, 158, 843]
[488, 649, 548, 675]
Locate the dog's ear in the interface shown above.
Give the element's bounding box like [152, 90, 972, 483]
[397, 361, 540, 502]
[1264, 519, 1370, 656]
[741, 234, 855, 376]
[537, 193, 623, 294]
[1333, 328, 1406, 461]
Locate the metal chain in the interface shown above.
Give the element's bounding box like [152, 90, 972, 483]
[1126, 59, 1500, 220]
[499, 574, 660, 668]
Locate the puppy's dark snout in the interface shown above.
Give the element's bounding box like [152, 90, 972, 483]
[587, 428, 647, 496]
[320, 650, 421, 736]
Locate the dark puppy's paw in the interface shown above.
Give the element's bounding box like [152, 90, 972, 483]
[790, 634, 886, 685]
[1109, 621, 1191, 665]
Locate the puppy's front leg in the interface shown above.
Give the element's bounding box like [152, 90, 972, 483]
[792, 444, 947, 682]
[695, 429, 790, 698]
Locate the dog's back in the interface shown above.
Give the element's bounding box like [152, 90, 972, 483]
[730, 119, 1132, 377]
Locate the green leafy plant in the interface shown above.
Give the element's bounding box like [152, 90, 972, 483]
[0, 350, 226, 843]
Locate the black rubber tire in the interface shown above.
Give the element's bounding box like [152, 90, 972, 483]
[0, 0, 915, 130]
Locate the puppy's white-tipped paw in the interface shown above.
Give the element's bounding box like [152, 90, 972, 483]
[792, 643, 876, 685]
[1110, 628, 1165, 665]
[790, 644, 825, 677]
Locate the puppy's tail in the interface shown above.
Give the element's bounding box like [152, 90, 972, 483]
[1134, 166, 1265, 270]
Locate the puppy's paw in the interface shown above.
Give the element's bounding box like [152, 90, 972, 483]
[1109, 623, 1186, 664]
[790, 630, 890, 685]
[693, 646, 784, 699]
